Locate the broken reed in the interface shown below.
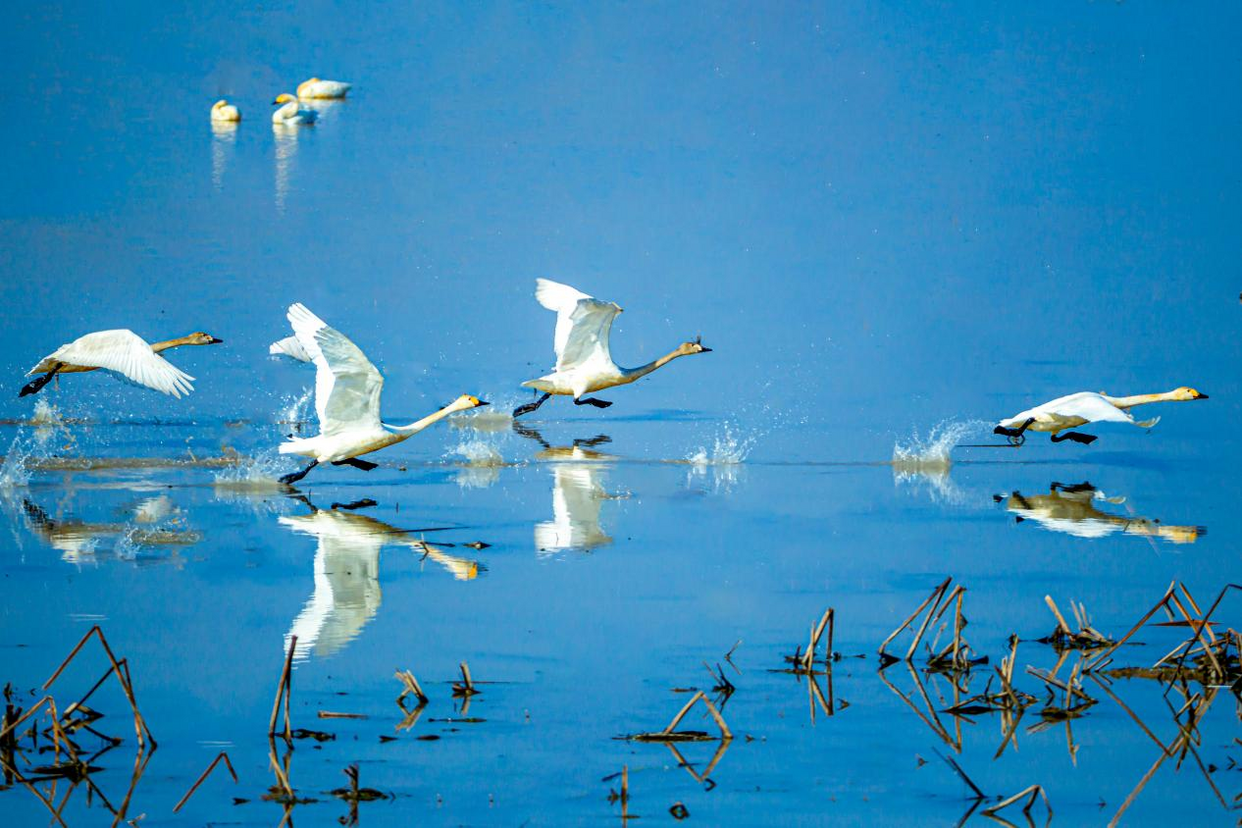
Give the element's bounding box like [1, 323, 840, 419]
[269, 635, 297, 740]
[783, 607, 835, 673]
[626, 690, 733, 743]
[877, 577, 982, 672]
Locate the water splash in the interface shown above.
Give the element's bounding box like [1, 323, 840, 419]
[448, 439, 504, 489]
[212, 448, 295, 489]
[0, 409, 73, 488]
[685, 425, 755, 466]
[891, 419, 989, 471]
[450, 398, 518, 433]
[29, 399, 64, 426]
[277, 387, 315, 432]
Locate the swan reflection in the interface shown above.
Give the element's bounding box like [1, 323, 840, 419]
[515, 424, 618, 553]
[272, 123, 299, 213]
[997, 482, 1204, 544]
[280, 500, 482, 660]
[210, 120, 238, 190]
[17, 494, 200, 563]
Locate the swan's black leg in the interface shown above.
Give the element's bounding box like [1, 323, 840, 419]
[511, 421, 551, 447]
[19, 366, 61, 398]
[574, 397, 613, 409]
[1051, 432, 1097, 445]
[333, 458, 378, 471]
[992, 417, 1035, 440]
[573, 434, 612, 448]
[280, 460, 318, 485]
[513, 393, 551, 419]
[331, 498, 378, 511]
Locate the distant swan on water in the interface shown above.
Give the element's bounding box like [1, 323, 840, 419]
[272, 93, 317, 125]
[512, 278, 712, 418]
[210, 99, 241, 122]
[20, 330, 223, 398]
[297, 77, 352, 99]
[275, 303, 488, 484]
[995, 387, 1208, 445]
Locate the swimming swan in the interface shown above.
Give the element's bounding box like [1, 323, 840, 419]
[513, 278, 711, 418]
[272, 93, 317, 125]
[211, 99, 241, 122]
[276, 303, 488, 484]
[995, 387, 1208, 445]
[297, 78, 352, 99]
[21, 330, 223, 398]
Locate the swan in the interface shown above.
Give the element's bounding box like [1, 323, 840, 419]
[276, 303, 488, 484]
[998, 482, 1203, 544]
[269, 335, 312, 363]
[995, 387, 1208, 445]
[21, 330, 223, 398]
[297, 77, 352, 99]
[513, 278, 711, 418]
[210, 99, 241, 122]
[272, 93, 317, 125]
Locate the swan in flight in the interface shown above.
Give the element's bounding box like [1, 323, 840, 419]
[272, 93, 317, 125]
[297, 78, 352, 99]
[994, 387, 1208, 445]
[513, 279, 711, 418]
[21, 330, 223, 398]
[210, 99, 241, 122]
[269, 335, 312, 363]
[276, 303, 488, 484]
[998, 482, 1203, 544]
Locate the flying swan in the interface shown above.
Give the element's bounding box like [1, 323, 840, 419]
[272, 93, 317, 125]
[21, 330, 223, 398]
[995, 387, 1208, 445]
[276, 303, 487, 484]
[512, 278, 711, 418]
[297, 78, 352, 99]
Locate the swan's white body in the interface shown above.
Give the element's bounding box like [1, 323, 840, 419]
[210, 99, 241, 122]
[272, 94, 318, 125]
[297, 78, 352, 99]
[27, 330, 196, 398]
[277, 304, 480, 464]
[998, 392, 1160, 434]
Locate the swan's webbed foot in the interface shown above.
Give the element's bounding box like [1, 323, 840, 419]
[333, 457, 378, 471]
[280, 460, 318, 485]
[1050, 431, 1097, 445]
[513, 393, 551, 419]
[19, 371, 58, 398]
[574, 397, 613, 409]
[992, 417, 1035, 446]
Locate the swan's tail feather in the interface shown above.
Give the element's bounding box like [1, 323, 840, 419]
[1135, 415, 1161, 429]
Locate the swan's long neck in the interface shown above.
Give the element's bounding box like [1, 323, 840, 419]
[621, 348, 686, 383]
[385, 403, 464, 437]
[150, 336, 195, 353]
[1102, 391, 1182, 409]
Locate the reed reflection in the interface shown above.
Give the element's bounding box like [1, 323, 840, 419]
[514, 424, 618, 554]
[280, 499, 482, 660]
[996, 482, 1204, 544]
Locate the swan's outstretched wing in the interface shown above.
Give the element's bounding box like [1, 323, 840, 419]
[30, 329, 195, 398]
[270, 335, 312, 363]
[287, 304, 384, 434]
[534, 278, 621, 371]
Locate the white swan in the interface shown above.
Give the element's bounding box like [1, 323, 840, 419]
[210, 99, 241, 122]
[21, 330, 223, 398]
[276, 303, 487, 484]
[297, 77, 351, 99]
[272, 93, 317, 125]
[995, 387, 1207, 445]
[269, 335, 312, 363]
[513, 279, 711, 417]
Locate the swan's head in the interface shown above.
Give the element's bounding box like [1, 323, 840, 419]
[677, 336, 712, 356]
[212, 99, 228, 110]
[273, 93, 297, 105]
[1173, 386, 1208, 401]
[451, 395, 489, 411]
[186, 331, 225, 345]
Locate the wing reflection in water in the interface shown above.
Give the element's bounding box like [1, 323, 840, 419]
[515, 425, 618, 554]
[17, 494, 201, 563]
[998, 482, 1205, 544]
[280, 501, 482, 660]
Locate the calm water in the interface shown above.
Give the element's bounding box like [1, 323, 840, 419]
[2, 2, 1241, 825]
